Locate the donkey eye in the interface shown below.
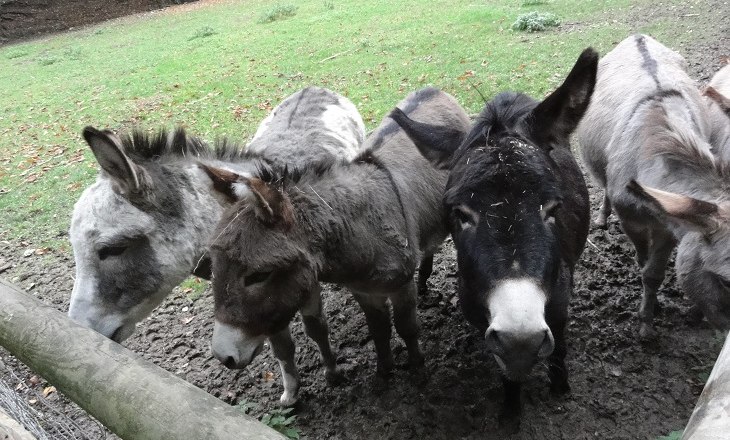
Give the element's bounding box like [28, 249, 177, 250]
[98, 246, 127, 261]
[245, 271, 272, 285]
[452, 206, 477, 231]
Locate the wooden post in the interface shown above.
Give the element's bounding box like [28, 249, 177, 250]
[682, 331, 730, 440]
[0, 279, 285, 440]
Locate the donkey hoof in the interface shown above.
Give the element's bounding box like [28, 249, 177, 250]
[497, 410, 521, 434]
[687, 305, 705, 325]
[325, 369, 348, 386]
[549, 378, 570, 395]
[279, 392, 298, 407]
[638, 323, 657, 341]
[372, 372, 391, 394]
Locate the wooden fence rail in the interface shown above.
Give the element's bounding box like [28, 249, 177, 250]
[682, 331, 730, 440]
[0, 278, 284, 440]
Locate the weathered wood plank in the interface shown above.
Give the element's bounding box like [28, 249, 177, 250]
[683, 331, 730, 440]
[0, 278, 284, 440]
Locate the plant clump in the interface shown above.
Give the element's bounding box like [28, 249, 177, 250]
[512, 11, 560, 32]
[257, 4, 299, 24]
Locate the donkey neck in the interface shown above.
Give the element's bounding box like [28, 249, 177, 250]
[290, 157, 417, 288]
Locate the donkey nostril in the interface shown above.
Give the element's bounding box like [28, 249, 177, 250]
[485, 329, 502, 351]
[538, 329, 554, 357]
[222, 356, 237, 369]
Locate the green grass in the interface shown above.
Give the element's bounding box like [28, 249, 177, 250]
[656, 430, 683, 440]
[179, 276, 208, 301]
[0, 0, 701, 250]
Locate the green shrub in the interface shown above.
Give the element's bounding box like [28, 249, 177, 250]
[512, 11, 560, 32]
[238, 401, 300, 439]
[522, 0, 547, 5]
[188, 25, 217, 40]
[5, 49, 30, 59]
[324, 1, 335, 9]
[257, 4, 299, 24]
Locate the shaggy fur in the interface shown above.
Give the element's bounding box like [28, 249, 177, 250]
[577, 35, 730, 334]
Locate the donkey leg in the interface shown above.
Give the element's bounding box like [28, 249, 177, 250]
[621, 219, 649, 267]
[300, 286, 343, 385]
[417, 254, 434, 294]
[498, 376, 521, 433]
[595, 193, 612, 229]
[638, 228, 676, 339]
[352, 292, 394, 377]
[268, 326, 300, 406]
[545, 275, 570, 395]
[390, 281, 424, 369]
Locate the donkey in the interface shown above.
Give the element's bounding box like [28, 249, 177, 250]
[578, 35, 730, 337]
[201, 87, 471, 403]
[390, 50, 596, 428]
[68, 87, 365, 404]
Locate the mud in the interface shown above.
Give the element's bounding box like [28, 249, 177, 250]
[1, 0, 729, 439]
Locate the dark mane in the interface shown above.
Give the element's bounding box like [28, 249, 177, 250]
[452, 92, 537, 164]
[643, 106, 730, 186]
[445, 91, 557, 203]
[118, 127, 261, 163]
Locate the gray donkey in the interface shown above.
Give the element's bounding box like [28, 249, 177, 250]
[578, 35, 730, 337]
[201, 87, 471, 403]
[68, 87, 365, 404]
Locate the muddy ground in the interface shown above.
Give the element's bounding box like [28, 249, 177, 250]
[1, 0, 730, 439]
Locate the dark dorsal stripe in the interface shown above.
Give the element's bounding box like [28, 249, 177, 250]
[287, 87, 309, 129]
[355, 151, 411, 248]
[635, 34, 661, 89]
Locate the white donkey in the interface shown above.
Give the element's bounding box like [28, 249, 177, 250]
[578, 35, 730, 337]
[68, 87, 365, 403]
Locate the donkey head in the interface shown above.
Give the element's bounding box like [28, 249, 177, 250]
[69, 127, 217, 342]
[628, 181, 730, 330]
[201, 164, 317, 369]
[393, 48, 597, 380]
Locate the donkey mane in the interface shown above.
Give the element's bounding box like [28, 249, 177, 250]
[446, 92, 556, 199]
[252, 147, 383, 187]
[643, 109, 730, 186]
[119, 127, 260, 164]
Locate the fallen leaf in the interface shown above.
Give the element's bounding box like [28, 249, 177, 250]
[28, 399, 37, 405]
[263, 371, 275, 382]
[43, 386, 56, 397]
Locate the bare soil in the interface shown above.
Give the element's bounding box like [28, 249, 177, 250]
[1, 1, 729, 439]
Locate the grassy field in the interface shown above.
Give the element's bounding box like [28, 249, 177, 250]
[0, 0, 685, 250]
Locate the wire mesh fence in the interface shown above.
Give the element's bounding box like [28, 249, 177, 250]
[0, 357, 108, 440]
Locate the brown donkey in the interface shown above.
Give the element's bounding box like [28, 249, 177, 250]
[201, 87, 471, 403]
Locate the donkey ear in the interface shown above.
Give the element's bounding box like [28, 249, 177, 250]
[627, 180, 725, 233]
[198, 164, 246, 203]
[389, 107, 466, 169]
[528, 48, 599, 146]
[704, 86, 730, 115]
[83, 126, 144, 195]
[199, 164, 294, 229]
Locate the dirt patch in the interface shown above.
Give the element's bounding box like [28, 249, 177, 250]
[1, 1, 730, 439]
[0, 0, 199, 46]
